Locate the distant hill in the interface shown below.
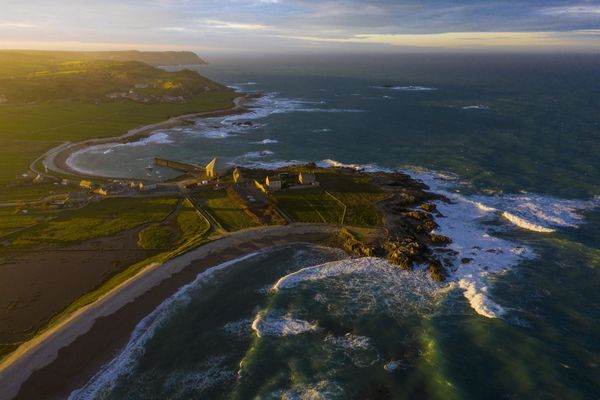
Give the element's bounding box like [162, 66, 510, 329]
[0, 50, 225, 103]
[1, 50, 207, 66]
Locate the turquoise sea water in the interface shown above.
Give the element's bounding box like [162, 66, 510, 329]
[70, 54, 600, 399]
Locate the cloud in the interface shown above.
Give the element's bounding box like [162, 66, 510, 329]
[277, 31, 593, 49]
[200, 19, 270, 31]
[1, 1, 600, 53]
[540, 5, 600, 16]
[0, 22, 39, 29]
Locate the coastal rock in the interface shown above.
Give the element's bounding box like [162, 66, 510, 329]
[419, 203, 437, 212]
[427, 258, 447, 282]
[430, 233, 451, 244]
[404, 210, 432, 221]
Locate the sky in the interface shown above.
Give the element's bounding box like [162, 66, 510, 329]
[1, 0, 600, 54]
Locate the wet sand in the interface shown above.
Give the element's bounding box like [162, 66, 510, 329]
[0, 224, 341, 400]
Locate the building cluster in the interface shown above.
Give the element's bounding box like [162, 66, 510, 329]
[79, 179, 157, 196]
[249, 171, 319, 193]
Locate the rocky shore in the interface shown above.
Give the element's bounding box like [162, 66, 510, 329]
[336, 170, 452, 281]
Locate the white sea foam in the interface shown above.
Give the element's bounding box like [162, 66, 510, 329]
[115, 132, 174, 148]
[177, 93, 362, 141]
[325, 334, 380, 368]
[67, 131, 175, 176]
[316, 159, 393, 173]
[273, 257, 441, 318]
[236, 150, 275, 160]
[374, 85, 438, 91]
[312, 128, 333, 133]
[462, 105, 490, 110]
[409, 170, 599, 318]
[267, 380, 344, 400]
[474, 194, 600, 233]
[161, 356, 235, 396]
[252, 138, 279, 144]
[69, 251, 266, 400]
[223, 319, 254, 337]
[227, 159, 306, 170]
[251, 311, 317, 337]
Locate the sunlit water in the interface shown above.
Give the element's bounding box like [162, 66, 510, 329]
[70, 55, 600, 399]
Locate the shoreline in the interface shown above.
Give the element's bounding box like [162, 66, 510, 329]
[40, 95, 252, 181]
[0, 223, 341, 400]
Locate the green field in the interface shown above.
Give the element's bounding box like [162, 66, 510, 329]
[275, 170, 388, 227]
[0, 51, 222, 102]
[200, 190, 260, 232]
[0, 208, 41, 237]
[328, 191, 388, 226]
[11, 197, 178, 246]
[175, 198, 212, 243]
[138, 224, 176, 249]
[275, 189, 344, 224]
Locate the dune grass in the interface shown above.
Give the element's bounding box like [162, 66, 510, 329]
[175, 198, 211, 241]
[0, 209, 41, 237]
[138, 224, 176, 249]
[11, 197, 178, 246]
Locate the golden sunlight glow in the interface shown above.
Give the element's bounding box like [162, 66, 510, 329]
[280, 31, 588, 48]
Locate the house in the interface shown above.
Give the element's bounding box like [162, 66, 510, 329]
[254, 180, 267, 193]
[265, 176, 282, 191]
[95, 183, 126, 196]
[233, 168, 243, 183]
[140, 183, 158, 191]
[94, 187, 109, 196]
[206, 158, 217, 179]
[299, 173, 316, 185]
[80, 180, 94, 189]
[137, 182, 157, 191]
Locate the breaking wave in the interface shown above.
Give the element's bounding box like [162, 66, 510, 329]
[68, 251, 266, 400]
[251, 311, 317, 337]
[409, 169, 598, 318]
[272, 257, 442, 318]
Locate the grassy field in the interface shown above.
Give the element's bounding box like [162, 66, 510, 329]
[275, 189, 344, 224]
[0, 51, 222, 102]
[11, 197, 178, 246]
[200, 190, 260, 232]
[175, 198, 212, 243]
[138, 224, 176, 249]
[0, 209, 42, 237]
[275, 170, 388, 227]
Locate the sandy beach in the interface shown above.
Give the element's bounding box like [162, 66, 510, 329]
[0, 223, 341, 400]
[40, 95, 252, 180]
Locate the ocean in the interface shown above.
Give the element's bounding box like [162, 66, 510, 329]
[69, 54, 600, 399]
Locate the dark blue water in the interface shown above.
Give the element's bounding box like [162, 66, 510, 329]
[71, 54, 600, 399]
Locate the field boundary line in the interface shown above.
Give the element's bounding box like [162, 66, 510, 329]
[325, 191, 347, 225]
